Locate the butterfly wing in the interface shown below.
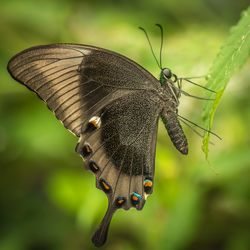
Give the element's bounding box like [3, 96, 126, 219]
[78, 90, 162, 246]
[8, 44, 160, 136]
[7, 44, 163, 247]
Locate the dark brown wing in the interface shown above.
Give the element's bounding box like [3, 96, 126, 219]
[7, 44, 160, 136]
[75, 91, 161, 246]
[7, 44, 163, 247]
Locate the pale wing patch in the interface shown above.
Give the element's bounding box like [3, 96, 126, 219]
[8, 46, 92, 136]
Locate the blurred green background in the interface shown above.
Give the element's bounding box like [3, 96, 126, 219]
[0, 0, 250, 250]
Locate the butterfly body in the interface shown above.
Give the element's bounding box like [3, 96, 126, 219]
[7, 43, 187, 246]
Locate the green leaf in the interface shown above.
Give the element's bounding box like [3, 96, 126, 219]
[202, 7, 250, 158]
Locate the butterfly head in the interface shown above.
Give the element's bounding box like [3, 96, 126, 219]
[161, 67, 178, 83]
[160, 68, 181, 104]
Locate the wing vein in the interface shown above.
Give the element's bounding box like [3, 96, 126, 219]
[70, 89, 120, 132]
[27, 64, 79, 83]
[16, 59, 60, 79]
[12, 54, 83, 72]
[60, 84, 104, 124]
[53, 79, 99, 114]
[113, 147, 128, 198]
[99, 113, 150, 179]
[45, 78, 83, 103]
[35, 71, 79, 91]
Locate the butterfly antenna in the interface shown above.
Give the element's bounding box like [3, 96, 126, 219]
[180, 77, 216, 93]
[139, 26, 161, 69]
[177, 114, 222, 140]
[155, 24, 164, 69]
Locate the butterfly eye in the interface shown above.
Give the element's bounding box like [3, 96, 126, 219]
[163, 68, 172, 79]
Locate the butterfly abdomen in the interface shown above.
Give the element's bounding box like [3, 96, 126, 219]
[161, 109, 188, 155]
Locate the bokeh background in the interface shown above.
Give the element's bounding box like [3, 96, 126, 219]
[0, 0, 249, 250]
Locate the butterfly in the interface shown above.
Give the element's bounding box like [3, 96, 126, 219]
[7, 27, 191, 246]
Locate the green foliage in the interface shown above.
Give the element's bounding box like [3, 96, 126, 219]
[202, 6, 250, 158]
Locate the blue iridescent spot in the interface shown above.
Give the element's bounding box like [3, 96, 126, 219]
[131, 192, 142, 205]
[133, 192, 142, 199]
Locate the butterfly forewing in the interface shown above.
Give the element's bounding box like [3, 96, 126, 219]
[8, 45, 88, 135]
[7, 44, 160, 136]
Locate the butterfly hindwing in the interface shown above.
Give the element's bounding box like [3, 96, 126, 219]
[76, 91, 161, 246]
[77, 91, 160, 202]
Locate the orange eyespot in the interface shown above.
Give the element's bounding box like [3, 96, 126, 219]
[131, 192, 142, 205]
[102, 182, 110, 190]
[144, 179, 153, 194]
[100, 178, 111, 193]
[144, 180, 153, 187]
[82, 143, 92, 157]
[132, 196, 139, 201]
[116, 197, 126, 207]
[89, 161, 99, 173]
